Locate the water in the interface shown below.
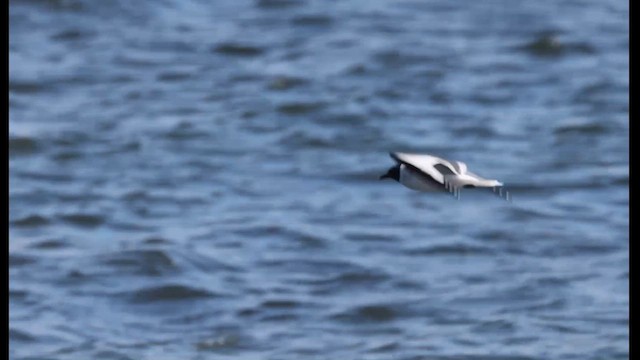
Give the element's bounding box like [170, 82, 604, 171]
[9, 0, 628, 359]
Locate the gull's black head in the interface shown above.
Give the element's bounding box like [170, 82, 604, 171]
[379, 165, 400, 181]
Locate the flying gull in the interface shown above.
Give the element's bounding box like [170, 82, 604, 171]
[379, 152, 510, 200]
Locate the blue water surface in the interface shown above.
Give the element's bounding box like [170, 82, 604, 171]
[10, 1, 628, 359]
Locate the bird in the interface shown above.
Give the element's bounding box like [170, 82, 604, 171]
[379, 152, 510, 200]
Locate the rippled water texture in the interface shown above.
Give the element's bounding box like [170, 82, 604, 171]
[10, 0, 628, 359]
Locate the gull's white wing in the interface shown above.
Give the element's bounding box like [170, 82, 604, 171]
[451, 161, 467, 175]
[391, 152, 504, 188]
[444, 173, 509, 201]
[390, 152, 454, 184]
[444, 172, 503, 188]
[388, 152, 510, 201]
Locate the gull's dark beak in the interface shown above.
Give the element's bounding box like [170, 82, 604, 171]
[379, 165, 400, 181]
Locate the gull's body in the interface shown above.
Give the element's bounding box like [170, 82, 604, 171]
[380, 152, 509, 200]
[398, 163, 444, 192]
